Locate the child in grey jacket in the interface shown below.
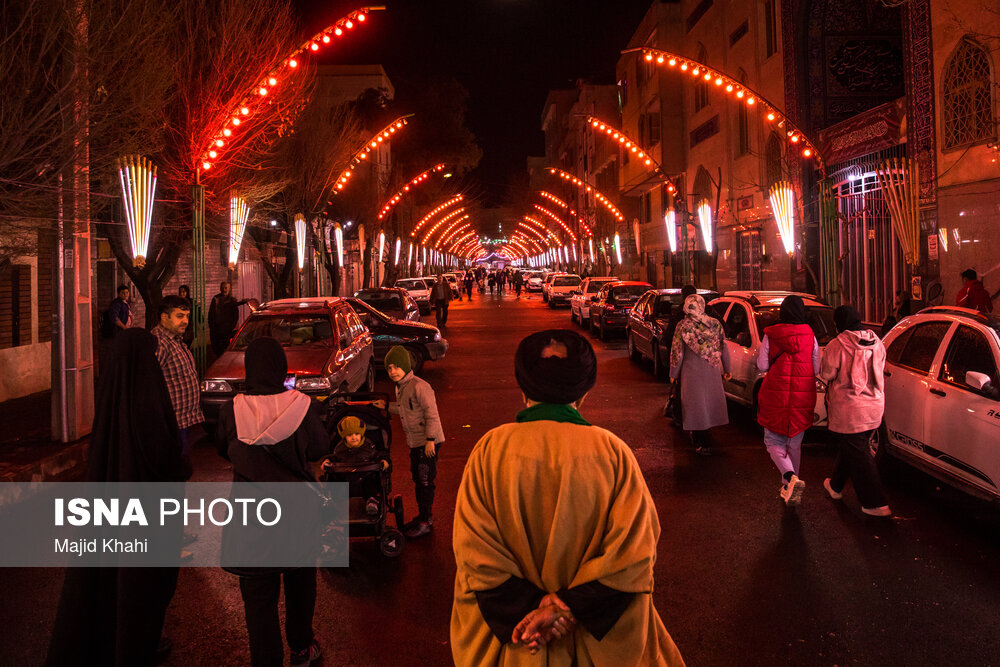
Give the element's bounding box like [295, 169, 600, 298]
[376, 345, 444, 538]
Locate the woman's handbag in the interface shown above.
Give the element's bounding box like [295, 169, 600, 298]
[662, 381, 679, 419]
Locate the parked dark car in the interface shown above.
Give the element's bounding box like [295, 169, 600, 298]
[626, 288, 720, 378]
[345, 297, 448, 373]
[353, 287, 421, 322]
[200, 297, 375, 428]
[588, 281, 653, 341]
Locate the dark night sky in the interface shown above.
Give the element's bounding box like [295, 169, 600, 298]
[297, 1, 653, 205]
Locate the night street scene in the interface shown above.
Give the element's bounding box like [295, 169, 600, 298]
[2, 0, 1000, 665]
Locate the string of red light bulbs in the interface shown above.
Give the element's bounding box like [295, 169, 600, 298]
[198, 6, 384, 174]
[376, 163, 447, 221]
[330, 115, 412, 196]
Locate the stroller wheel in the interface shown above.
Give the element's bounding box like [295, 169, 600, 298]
[379, 528, 405, 557]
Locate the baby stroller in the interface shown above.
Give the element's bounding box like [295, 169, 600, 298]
[320, 392, 406, 557]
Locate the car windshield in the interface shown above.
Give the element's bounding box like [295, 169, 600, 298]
[395, 280, 427, 291]
[553, 276, 581, 286]
[232, 315, 333, 349]
[611, 285, 650, 300]
[357, 292, 403, 312]
[755, 306, 838, 345]
[587, 280, 615, 293]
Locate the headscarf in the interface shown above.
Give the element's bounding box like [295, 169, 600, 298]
[245, 337, 287, 395]
[834, 305, 864, 333]
[515, 329, 596, 404]
[671, 294, 724, 370]
[86, 328, 184, 482]
[779, 294, 807, 324]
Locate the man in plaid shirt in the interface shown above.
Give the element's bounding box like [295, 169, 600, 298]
[152, 295, 204, 467]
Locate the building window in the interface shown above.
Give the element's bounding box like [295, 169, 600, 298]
[690, 115, 719, 147]
[0, 264, 31, 349]
[618, 77, 628, 108]
[736, 70, 750, 156]
[763, 0, 779, 59]
[765, 133, 782, 188]
[694, 45, 709, 111]
[640, 112, 661, 147]
[686, 0, 714, 32]
[942, 38, 995, 149]
[730, 20, 749, 47]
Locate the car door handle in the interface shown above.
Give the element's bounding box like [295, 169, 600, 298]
[929, 388, 946, 397]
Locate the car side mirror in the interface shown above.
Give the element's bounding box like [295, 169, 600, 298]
[966, 371, 992, 392]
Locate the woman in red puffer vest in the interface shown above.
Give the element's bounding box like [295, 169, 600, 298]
[756, 295, 819, 506]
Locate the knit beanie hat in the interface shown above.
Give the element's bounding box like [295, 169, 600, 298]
[384, 345, 412, 374]
[337, 416, 366, 445]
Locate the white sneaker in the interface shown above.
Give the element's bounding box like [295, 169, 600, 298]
[823, 478, 843, 500]
[781, 475, 806, 505]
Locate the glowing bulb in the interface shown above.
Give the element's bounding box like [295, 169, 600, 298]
[791, 135, 800, 143]
[345, 19, 353, 28]
[747, 97, 755, 105]
[202, 161, 211, 170]
[767, 112, 776, 121]
[357, 12, 366, 21]
[209, 150, 218, 158]
[656, 55, 664, 64]
[704, 73, 711, 81]
[222, 128, 232, 137]
[680, 63, 688, 71]
[232, 117, 240, 126]
[322, 34, 331, 43]
[715, 77, 723, 85]
[240, 107, 249, 115]
[736, 90, 744, 98]
[692, 67, 700, 76]
[335, 27, 343, 36]
[645, 53, 654, 61]
[215, 139, 224, 147]
[668, 58, 676, 66]
[289, 59, 298, 68]
[259, 87, 268, 96]
[310, 42, 318, 51]
[726, 84, 733, 92]
[803, 148, 812, 157]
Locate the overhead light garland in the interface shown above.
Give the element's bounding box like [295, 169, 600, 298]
[517, 221, 550, 246]
[198, 6, 384, 173]
[330, 115, 412, 197]
[448, 231, 477, 254]
[228, 196, 250, 269]
[535, 190, 592, 236]
[117, 155, 157, 268]
[411, 195, 464, 237]
[697, 200, 713, 253]
[768, 182, 797, 255]
[436, 219, 471, 250]
[377, 163, 447, 221]
[422, 208, 468, 245]
[631, 47, 825, 175]
[532, 204, 579, 241]
[584, 116, 678, 195]
[546, 168, 625, 222]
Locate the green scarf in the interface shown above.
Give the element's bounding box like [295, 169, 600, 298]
[515, 403, 591, 426]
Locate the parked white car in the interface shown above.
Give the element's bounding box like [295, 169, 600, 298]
[394, 277, 433, 314]
[570, 277, 618, 324]
[878, 305, 1000, 502]
[709, 291, 837, 428]
[546, 274, 582, 307]
[526, 272, 545, 292]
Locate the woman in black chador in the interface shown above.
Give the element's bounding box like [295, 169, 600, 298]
[46, 328, 187, 666]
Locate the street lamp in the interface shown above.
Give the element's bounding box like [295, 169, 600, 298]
[665, 210, 678, 253]
[228, 196, 250, 269]
[117, 155, 157, 268]
[696, 200, 713, 253]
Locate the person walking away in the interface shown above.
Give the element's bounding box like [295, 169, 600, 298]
[756, 295, 819, 506]
[376, 345, 444, 538]
[663, 285, 697, 424]
[209, 280, 249, 356]
[152, 295, 204, 468]
[669, 294, 731, 455]
[108, 285, 132, 336]
[432, 274, 453, 327]
[46, 329, 187, 667]
[820, 306, 892, 517]
[216, 337, 329, 666]
[512, 270, 524, 298]
[464, 271, 475, 300]
[451, 330, 685, 666]
[956, 268, 993, 314]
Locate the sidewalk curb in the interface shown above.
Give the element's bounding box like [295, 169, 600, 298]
[0, 441, 88, 508]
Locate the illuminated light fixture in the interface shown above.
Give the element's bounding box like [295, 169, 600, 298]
[422, 208, 467, 245]
[221, 128, 231, 137]
[334, 223, 344, 267]
[769, 182, 797, 256]
[545, 167, 626, 222]
[736, 89, 744, 99]
[228, 196, 250, 269]
[412, 195, 464, 236]
[614, 233, 622, 264]
[656, 55, 664, 64]
[532, 204, 577, 241]
[588, 238, 594, 261]
[664, 210, 677, 253]
[394, 237, 401, 265]
[704, 73, 712, 81]
[435, 218, 471, 249]
[803, 148, 813, 157]
[715, 77, 723, 85]
[117, 155, 157, 268]
[197, 7, 382, 174]
[747, 97, 756, 105]
[378, 231, 385, 263]
[215, 139, 225, 147]
[335, 27, 343, 36]
[377, 163, 447, 220]
[332, 115, 412, 196]
[209, 150, 218, 158]
[294, 214, 308, 270]
[680, 63, 688, 71]
[581, 117, 677, 196]
[767, 112, 776, 121]
[697, 200, 713, 253]
[422, 246, 427, 266]
[645, 53, 653, 61]
[407, 243, 413, 266]
[572, 245, 577, 261]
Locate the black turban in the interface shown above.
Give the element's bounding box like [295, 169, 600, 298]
[779, 294, 807, 324]
[515, 329, 597, 405]
[245, 337, 288, 395]
[834, 305, 864, 333]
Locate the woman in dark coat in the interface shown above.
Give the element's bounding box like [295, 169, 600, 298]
[46, 329, 187, 666]
[216, 337, 331, 666]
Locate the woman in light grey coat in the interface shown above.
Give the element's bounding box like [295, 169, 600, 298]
[669, 294, 731, 454]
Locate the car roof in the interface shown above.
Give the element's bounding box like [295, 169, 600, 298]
[609, 281, 653, 287]
[914, 306, 1000, 333]
[718, 291, 827, 308]
[259, 297, 346, 311]
[356, 287, 405, 294]
[649, 288, 717, 295]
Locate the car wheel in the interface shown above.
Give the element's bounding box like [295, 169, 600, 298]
[627, 332, 641, 362]
[364, 362, 376, 393]
[379, 528, 405, 558]
[406, 346, 425, 374]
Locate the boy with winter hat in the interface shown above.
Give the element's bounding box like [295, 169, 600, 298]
[376, 346, 444, 538]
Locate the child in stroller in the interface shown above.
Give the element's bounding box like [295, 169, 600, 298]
[320, 394, 406, 557]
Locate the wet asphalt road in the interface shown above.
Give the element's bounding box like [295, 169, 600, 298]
[3, 289, 1000, 666]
